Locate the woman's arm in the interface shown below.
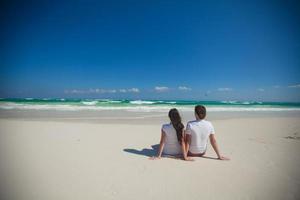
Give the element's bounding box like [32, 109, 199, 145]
[150, 129, 166, 159]
[185, 132, 191, 153]
[156, 129, 166, 158]
[209, 134, 230, 160]
[180, 139, 193, 161]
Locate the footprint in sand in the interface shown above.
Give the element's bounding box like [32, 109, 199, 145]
[284, 132, 300, 140]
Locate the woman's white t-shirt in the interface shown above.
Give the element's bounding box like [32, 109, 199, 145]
[185, 120, 215, 154]
[161, 123, 182, 155]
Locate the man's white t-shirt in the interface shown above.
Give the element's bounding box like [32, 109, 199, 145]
[161, 123, 182, 155]
[185, 120, 215, 154]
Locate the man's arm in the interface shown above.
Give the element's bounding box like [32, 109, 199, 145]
[209, 134, 230, 160]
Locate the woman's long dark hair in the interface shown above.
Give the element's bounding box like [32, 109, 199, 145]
[168, 108, 184, 143]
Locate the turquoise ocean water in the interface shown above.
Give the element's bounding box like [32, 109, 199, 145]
[0, 98, 300, 112]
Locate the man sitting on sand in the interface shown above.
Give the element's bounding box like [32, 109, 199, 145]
[185, 105, 229, 160]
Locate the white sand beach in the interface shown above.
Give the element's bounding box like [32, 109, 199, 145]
[0, 112, 299, 200]
[2, 0, 300, 199]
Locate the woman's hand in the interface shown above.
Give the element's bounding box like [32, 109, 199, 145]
[218, 155, 230, 160]
[184, 157, 194, 161]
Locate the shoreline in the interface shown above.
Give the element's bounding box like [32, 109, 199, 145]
[1, 109, 300, 124]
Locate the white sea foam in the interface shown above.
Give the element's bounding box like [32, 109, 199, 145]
[221, 101, 263, 105]
[81, 101, 98, 106]
[166, 101, 177, 104]
[242, 101, 251, 105]
[0, 102, 300, 112]
[221, 101, 238, 104]
[108, 100, 122, 103]
[130, 100, 155, 105]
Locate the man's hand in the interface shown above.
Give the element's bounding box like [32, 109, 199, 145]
[218, 156, 230, 160]
[184, 157, 194, 161]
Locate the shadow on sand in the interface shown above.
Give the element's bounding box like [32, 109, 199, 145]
[123, 144, 159, 158]
[123, 144, 219, 160]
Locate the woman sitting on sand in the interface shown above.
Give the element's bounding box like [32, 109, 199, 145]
[185, 105, 229, 160]
[151, 108, 193, 161]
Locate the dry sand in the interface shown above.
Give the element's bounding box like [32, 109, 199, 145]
[0, 116, 300, 200]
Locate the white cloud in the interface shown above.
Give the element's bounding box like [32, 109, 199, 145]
[154, 86, 169, 92]
[92, 88, 116, 93]
[273, 85, 281, 89]
[65, 89, 85, 94]
[178, 86, 192, 91]
[108, 89, 117, 93]
[257, 88, 265, 92]
[91, 88, 107, 93]
[288, 84, 300, 88]
[217, 88, 233, 92]
[65, 87, 139, 94]
[119, 89, 127, 93]
[128, 88, 140, 93]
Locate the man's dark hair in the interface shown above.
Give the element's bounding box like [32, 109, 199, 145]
[195, 105, 206, 119]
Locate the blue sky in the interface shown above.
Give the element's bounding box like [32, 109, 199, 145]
[1, 0, 300, 101]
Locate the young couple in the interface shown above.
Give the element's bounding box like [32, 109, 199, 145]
[151, 105, 229, 161]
